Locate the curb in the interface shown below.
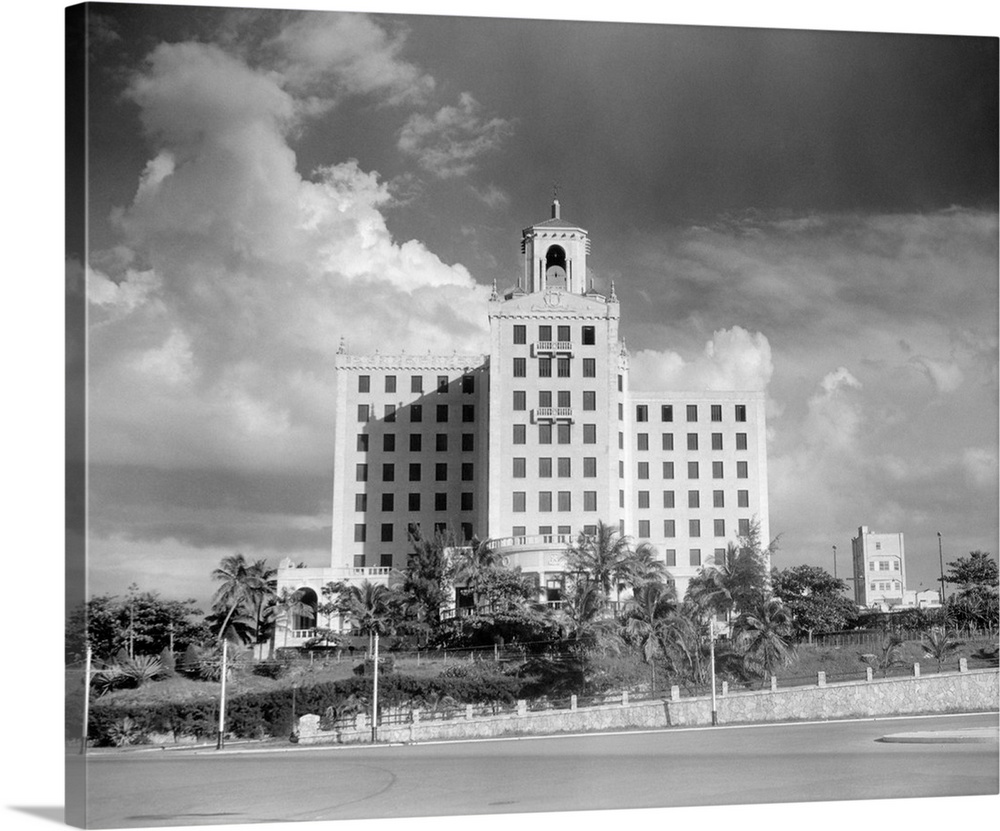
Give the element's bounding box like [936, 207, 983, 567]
[878, 728, 999, 744]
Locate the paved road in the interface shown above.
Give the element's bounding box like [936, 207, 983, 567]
[82, 713, 998, 828]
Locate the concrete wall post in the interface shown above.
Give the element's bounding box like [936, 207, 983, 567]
[465, 704, 474, 720]
[770, 675, 778, 692]
[959, 657, 968, 673]
[412, 708, 421, 724]
[570, 695, 577, 711]
[622, 690, 629, 706]
[517, 699, 527, 717]
[913, 663, 921, 678]
[866, 667, 874, 682]
[721, 681, 728, 697]
[670, 685, 680, 702]
[817, 671, 826, 687]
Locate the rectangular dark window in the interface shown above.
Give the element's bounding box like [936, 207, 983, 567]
[687, 433, 698, 451]
[436, 404, 448, 423]
[460, 462, 474, 481]
[355, 493, 367, 512]
[618, 402, 624, 420]
[663, 490, 675, 509]
[619, 460, 625, 478]
[557, 325, 571, 342]
[557, 457, 571, 477]
[513, 424, 526, 444]
[408, 493, 420, 511]
[356, 463, 368, 482]
[539, 390, 552, 408]
[434, 522, 447, 535]
[583, 390, 596, 410]
[583, 457, 597, 477]
[461, 492, 474, 511]
[353, 554, 365, 568]
[462, 375, 474, 394]
[664, 520, 675, 538]
[384, 404, 396, 422]
[557, 390, 571, 408]
[735, 404, 747, 422]
[513, 492, 526, 512]
[713, 461, 724, 479]
[382, 463, 395, 482]
[582, 325, 596, 345]
[408, 463, 421, 482]
[582, 358, 596, 377]
[638, 462, 649, 479]
[512, 525, 526, 536]
[714, 519, 726, 537]
[354, 524, 366, 543]
[514, 390, 526, 410]
[661, 405, 673, 422]
[690, 549, 702, 567]
[556, 357, 570, 377]
[739, 518, 751, 535]
[736, 432, 748, 450]
[513, 457, 526, 478]
[618, 374, 623, 392]
[538, 491, 552, 512]
[461, 523, 473, 541]
[357, 434, 369, 452]
[687, 405, 698, 422]
[514, 357, 526, 377]
[411, 375, 423, 393]
[380, 553, 393, 568]
[539, 357, 552, 377]
[539, 457, 552, 478]
[737, 461, 748, 479]
[636, 405, 648, 422]
[539, 325, 552, 341]
[383, 434, 395, 452]
[711, 404, 722, 422]
[688, 490, 700, 509]
[358, 404, 370, 422]
[557, 491, 571, 511]
[513, 324, 526, 344]
[410, 404, 423, 423]
[385, 375, 397, 394]
[409, 434, 421, 452]
[688, 461, 699, 479]
[619, 490, 625, 508]
[381, 523, 393, 542]
[437, 375, 449, 393]
[712, 433, 723, 451]
[738, 489, 749, 508]
[638, 491, 650, 509]
[557, 423, 571, 444]
[539, 424, 553, 444]
[638, 520, 650, 538]
[435, 493, 448, 511]
[619, 432, 624, 450]
[662, 433, 674, 451]
[663, 462, 675, 479]
[358, 375, 370, 393]
[713, 490, 725, 508]
[690, 519, 701, 537]
[436, 433, 448, 452]
[462, 404, 475, 422]
[435, 462, 447, 481]
[583, 424, 597, 444]
[638, 433, 649, 451]
[461, 433, 474, 452]
[584, 491, 597, 511]
[665, 549, 677, 567]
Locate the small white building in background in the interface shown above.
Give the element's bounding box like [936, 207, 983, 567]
[850, 525, 941, 611]
[276, 200, 770, 641]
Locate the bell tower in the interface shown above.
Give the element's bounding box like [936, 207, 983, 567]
[521, 199, 591, 295]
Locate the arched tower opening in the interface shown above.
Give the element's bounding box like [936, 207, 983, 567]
[545, 245, 568, 289]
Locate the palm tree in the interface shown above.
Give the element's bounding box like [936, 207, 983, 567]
[273, 587, 315, 650]
[450, 538, 507, 611]
[687, 538, 769, 625]
[621, 542, 669, 592]
[210, 553, 269, 644]
[922, 627, 958, 672]
[732, 598, 795, 684]
[564, 521, 633, 606]
[621, 581, 680, 691]
[246, 559, 277, 659]
[337, 581, 397, 656]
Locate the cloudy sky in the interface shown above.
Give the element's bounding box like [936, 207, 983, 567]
[63, 1, 997, 609]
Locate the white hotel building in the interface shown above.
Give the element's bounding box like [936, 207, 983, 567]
[277, 201, 770, 637]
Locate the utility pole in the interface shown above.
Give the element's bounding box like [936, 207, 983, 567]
[216, 639, 228, 750]
[937, 532, 946, 605]
[709, 618, 718, 726]
[80, 645, 92, 754]
[833, 545, 837, 580]
[371, 631, 380, 743]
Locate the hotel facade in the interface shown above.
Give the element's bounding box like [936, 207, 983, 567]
[276, 201, 770, 637]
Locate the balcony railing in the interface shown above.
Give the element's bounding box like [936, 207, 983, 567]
[484, 533, 577, 553]
[532, 407, 574, 423]
[532, 340, 574, 356]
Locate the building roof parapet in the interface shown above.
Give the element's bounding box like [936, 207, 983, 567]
[628, 389, 766, 402]
[335, 353, 489, 371]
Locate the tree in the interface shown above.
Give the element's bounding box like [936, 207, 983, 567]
[621, 542, 669, 592]
[732, 599, 795, 683]
[335, 581, 397, 656]
[686, 534, 769, 624]
[563, 521, 633, 605]
[245, 559, 278, 658]
[922, 627, 958, 672]
[771, 565, 858, 639]
[210, 553, 270, 644]
[449, 537, 508, 609]
[944, 551, 999, 632]
[621, 581, 683, 690]
[273, 587, 316, 649]
[401, 530, 453, 635]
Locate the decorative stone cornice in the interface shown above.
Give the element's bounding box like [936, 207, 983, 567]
[335, 353, 489, 371]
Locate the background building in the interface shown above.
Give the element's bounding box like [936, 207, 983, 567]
[851, 525, 907, 609]
[277, 201, 770, 638]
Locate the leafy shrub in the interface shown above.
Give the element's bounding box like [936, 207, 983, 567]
[120, 655, 165, 687]
[253, 659, 288, 679]
[107, 717, 148, 747]
[354, 657, 395, 676]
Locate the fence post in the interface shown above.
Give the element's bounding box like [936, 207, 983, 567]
[670, 685, 680, 702]
[412, 708, 421, 724]
[959, 657, 968, 673]
[721, 681, 728, 697]
[817, 671, 826, 687]
[517, 699, 527, 717]
[622, 690, 628, 707]
[866, 667, 873, 682]
[912, 663, 920, 678]
[770, 675, 777, 692]
[571, 694, 577, 711]
[465, 704, 473, 720]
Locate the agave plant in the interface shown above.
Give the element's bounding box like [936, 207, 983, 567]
[922, 627, 958, 672]
[106, 716, 147, 747]
[120, 654, 165, 687]
[90, 664, 128, 697]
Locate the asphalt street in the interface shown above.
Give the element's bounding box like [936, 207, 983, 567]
[81, 713, 999, 828]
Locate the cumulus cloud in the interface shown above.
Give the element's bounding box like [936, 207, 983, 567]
[398, 92, 515, 178]
[910, 355, 964, 394]
[629, 326, 773, 392]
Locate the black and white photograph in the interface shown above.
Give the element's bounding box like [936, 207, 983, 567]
[7, 2, 1000, 830]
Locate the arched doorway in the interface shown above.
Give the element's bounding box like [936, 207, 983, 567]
[545, 245, 567, 288]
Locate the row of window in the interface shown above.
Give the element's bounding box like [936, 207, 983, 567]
[633, 460, 750, 479]
[870, 581, 901, 592]
[353, 519, 476, 544]
[512, 356, 580, 377]
[637, 489, 751, 509]
[356, 463, 475, 482]
[638, 432, 749, 451]
[868, 560, 900, 571]
[500, 535, 727, 570]
[512, 324, 597, 345]
[356, 492, 472, 512]
[636, 403, 748, 423]
[358, 374, 476, 394]
[357, 433, 476, 453]
[358, 403, 475, 423]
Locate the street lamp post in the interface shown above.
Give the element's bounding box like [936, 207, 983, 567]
[708, 618, 718, 726]
[937, 532, 946, 605]
[833, 545, 837, 580]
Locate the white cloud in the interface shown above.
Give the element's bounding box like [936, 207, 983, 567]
[911, 355, 964, 393]
[398, 92, 515, 178]
[962, 447, 998, 489]
[629, 326, 773, 392]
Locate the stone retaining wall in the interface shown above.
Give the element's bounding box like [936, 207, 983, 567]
[294, 667, 998, 745]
